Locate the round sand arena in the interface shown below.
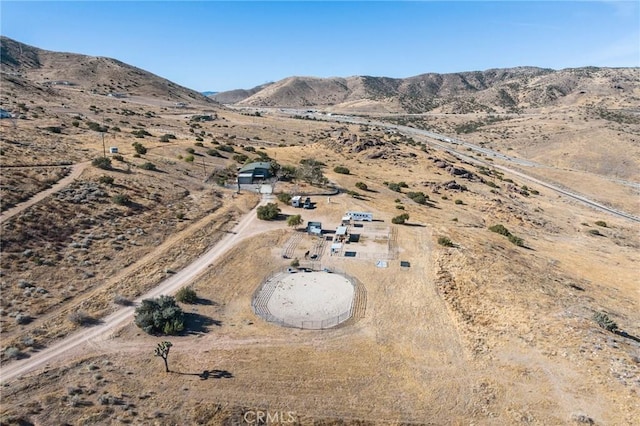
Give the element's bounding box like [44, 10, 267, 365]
[258, 271, 355, 328]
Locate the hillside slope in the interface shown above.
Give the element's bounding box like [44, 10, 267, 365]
[0, 36, 215, 105]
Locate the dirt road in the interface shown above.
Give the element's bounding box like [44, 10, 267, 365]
[0, 194, 273, 383]
[0, 162, 89, 224]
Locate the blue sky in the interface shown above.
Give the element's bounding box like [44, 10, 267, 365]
[2, 1, 638, 92]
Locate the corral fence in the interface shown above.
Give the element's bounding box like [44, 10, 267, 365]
[251, 266, 366, 330]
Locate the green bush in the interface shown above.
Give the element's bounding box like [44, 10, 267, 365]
[334, 166, 350, 175]
[438, 237, 454, 247]
[489, 224, 511, 237]
[407, 191, 428, 205]
[219, 144, 235, 153]
[454, 199, 464, 205]
[594, 221, 607, 228]
[184, 155, 195, 162]
[111, 194, 130, 205]
[132, 142, 147, 155]
[588, 229, 602, 236]
[391, 213, 410, 225]
[134, 295, 185, 335]
[508, 234, 525, 247]
[277, 193, 292, 204]
[388, 183, 402, 192]
[185, 147, 195, 154]
[92, 157, 112, 170]
[98, 175, 114, 185]
[257, 203, 281, 220]
[131, 129, 151, 138]
[355, 182, 368, 191]
[233, 153, 249, 163]
[593, 312, 618, 332]
[140, 162, 157, 171]
[175, 287, 198, 304]
[45, 126, 62, 134]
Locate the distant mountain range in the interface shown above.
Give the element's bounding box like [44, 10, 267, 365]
[2, 36, 637, 115]
[210, 67, 640, 114]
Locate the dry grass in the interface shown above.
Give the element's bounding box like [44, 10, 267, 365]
[1, 69, 639, 425]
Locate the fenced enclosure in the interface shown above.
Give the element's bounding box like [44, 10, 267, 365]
[251, 266, 366, 330]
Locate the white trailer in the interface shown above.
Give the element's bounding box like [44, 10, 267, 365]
[346, 211, 373, 222]
[291, 195, 302, 207]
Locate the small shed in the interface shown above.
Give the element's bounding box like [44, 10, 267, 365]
[291, 195, 302, 207]
[341, 215, 351, 225]
[307, 221, 322, 236]
[109, 147, 119, 154]
[336, 226, 348, 236]
[331, 243, 342, 254]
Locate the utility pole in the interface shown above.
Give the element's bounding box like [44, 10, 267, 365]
[102, 113, 106, 158]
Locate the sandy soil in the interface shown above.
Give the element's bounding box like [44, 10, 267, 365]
[264, 271, 354, 324]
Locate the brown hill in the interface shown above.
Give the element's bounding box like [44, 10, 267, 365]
[220, 67, 639, 113]
[0, 36, 216, 105]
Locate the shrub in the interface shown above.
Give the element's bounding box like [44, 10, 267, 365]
[4, 347, 24, 360]
[588, 229, 602, 236]
[454, 199, 464, 205]
[184, 155, 195, 162]
[195, 137, 204, 142]
[159, 134, 171, 142]
[92, 157, 112, 170]
[112, 154, 124, 162]
[334, 166, 350, 175]
[277, 193, 292, 204]
[207, 149, 222, 157]
[140, 162, 157, 171]
[134, 295, 184, 335]
[185, 147, 195, 154]
[388, 182, 402, 192]
[396, 205, 405, 210]
[98, 175, 114, 185]
[233, 153, 249, 163]
[407, 191, 428, 205]
[257, 203, 281, 220]
[391, 213, 410, 225]
[175, 287, 197, 304]
[219, 144, 235, 153]
[72, 121, 80, 127]
[290, 258, 300, 268]
[355, 182, 368, 191]
[132, 142, 147, 154]
[593, 312, 618, 332]
[68, 311, 96, 326]
[438, 237, 454, 247]
[594, 221, 607, 228]
[131, 129, 151, 138]
[111, 194, 130, 205]
[45, 126, 62, 134]
[508, 234, 525, 247]
[489, 224, 511, 237]
[113, 295, 133, 306]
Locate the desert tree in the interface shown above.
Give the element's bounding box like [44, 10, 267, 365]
[154, 341, 173, 373]
[287, 214, 303, 230]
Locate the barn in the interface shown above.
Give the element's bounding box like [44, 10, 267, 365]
[237, 162, 273, 185]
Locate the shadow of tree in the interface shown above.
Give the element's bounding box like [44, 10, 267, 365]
[183, 312, 222, 334]
[173, 369, 234, 380]
[616, 330, 640, 343]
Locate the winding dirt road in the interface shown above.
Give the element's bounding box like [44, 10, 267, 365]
[0, 194, 274, 383]
[0, 162, 89, 225]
